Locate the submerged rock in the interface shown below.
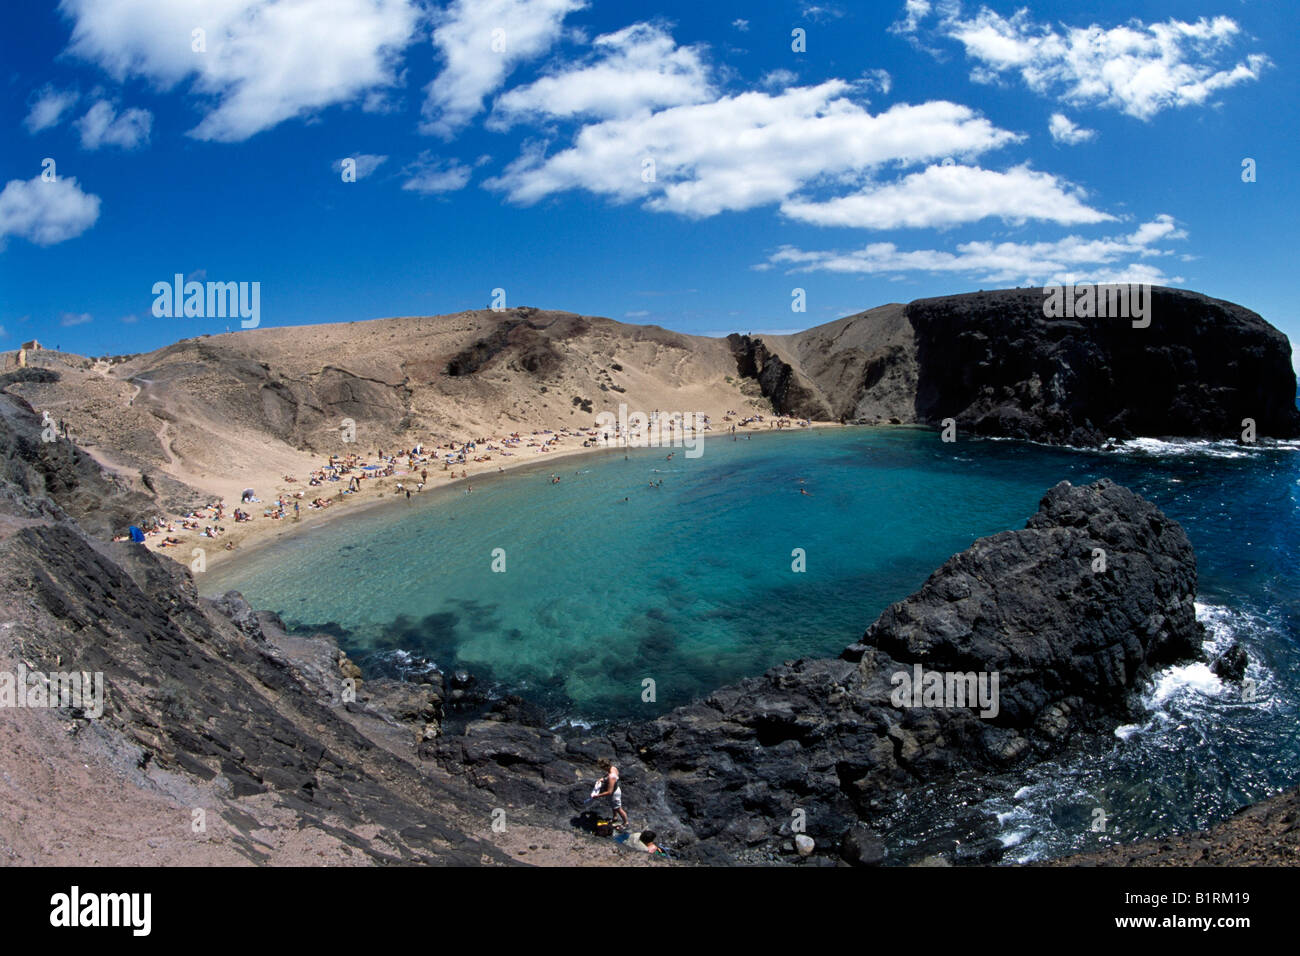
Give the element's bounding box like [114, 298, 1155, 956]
[1210, 641, 1249, 683]
[840, 826, 886, 867]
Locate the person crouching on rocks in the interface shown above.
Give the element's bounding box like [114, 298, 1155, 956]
[633, 829, 666, 857]
[596, 759, 628, 830]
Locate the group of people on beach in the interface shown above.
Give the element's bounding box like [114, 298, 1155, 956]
[120, 408, 819, 554]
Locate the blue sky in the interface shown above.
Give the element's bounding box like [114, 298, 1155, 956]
[1, 0, 1296, 367]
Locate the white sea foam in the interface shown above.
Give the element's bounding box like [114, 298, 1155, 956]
[999, 829, 1032, 848]
[1113, 437, 1300, 459]
[1117, 438, 1251, 459]
[1148, 661, 1225, 705]
[551, 717, 595, 732]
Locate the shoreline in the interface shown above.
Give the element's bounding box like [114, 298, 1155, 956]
[191, 420, 854, 585]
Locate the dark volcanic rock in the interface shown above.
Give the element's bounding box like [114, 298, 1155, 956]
[436, 478, 1208, 863]
[0, 521, 515, 863]
[1210, 641, 1249, 683]
[908, 287, 1300, 444]
[0, 392, 201, 538]
[739, 286, 1299, 445]
[727, 333, 832, 420]
[840, 825, 887, 866]
[210, 590, 267, 641]
[446, 310, 574, 378]
[855, 477, 1205, 721]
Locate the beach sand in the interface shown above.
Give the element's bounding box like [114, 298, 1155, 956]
[138, 415, 839, 577]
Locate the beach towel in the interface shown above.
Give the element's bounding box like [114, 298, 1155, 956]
[128, 525, 146, 544]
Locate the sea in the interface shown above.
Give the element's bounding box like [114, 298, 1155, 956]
[202, 425, 1300, 861]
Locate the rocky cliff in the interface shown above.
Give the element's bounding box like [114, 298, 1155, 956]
[742, 287, 1300, 445]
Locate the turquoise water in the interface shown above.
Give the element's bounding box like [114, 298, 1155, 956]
[204, 426, 1300, 859]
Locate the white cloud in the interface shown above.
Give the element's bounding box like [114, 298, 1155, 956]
[801, 3, 845, 23]
[0, 175, 101, 247]
[60, 312, 93, 327]
[761, 69, 800, 90]
[732, 19, 750, 32]
[25, 86, 79, 132]
[489, 23, 713, 129]
[75, 100, 153, 149]
[891, 0, 932, 35]
[922, 7, 1269, 119]
[60, 0, 421, 142]
[487, 82, 1021, 218]
[765, 214, 1187, 285]
[401, 154, 472, 194]
[624, 309, 650, 317]
[334, 154, 388, 179]
[782, 163, 1112, 229]
[860, 69, 892, 95]
[1048, 112, 1095, 145]
[422, 0, 587, 137]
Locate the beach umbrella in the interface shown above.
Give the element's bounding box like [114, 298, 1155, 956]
[241, 488, 255, 500]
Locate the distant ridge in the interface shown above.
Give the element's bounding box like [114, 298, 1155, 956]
[3, 287, 1296, 507]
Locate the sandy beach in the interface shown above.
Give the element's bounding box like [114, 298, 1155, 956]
[137, 414, 840, 577]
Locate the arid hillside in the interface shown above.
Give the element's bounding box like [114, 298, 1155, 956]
[2, 308, 769, 506]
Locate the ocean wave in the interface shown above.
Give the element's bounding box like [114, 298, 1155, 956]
[1120, 602, 1270, 727]
[1112, 437, 1300, 459]
[982, 434, 1300, 458]
[999, 601, 1286, 863]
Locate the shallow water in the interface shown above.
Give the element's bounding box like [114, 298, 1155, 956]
[204, 426, 1300, 859]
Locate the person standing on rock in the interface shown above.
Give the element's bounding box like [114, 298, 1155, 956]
[595, 759, 628, 830]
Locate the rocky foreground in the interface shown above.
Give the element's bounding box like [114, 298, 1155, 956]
[0, 380, 1295, 865]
